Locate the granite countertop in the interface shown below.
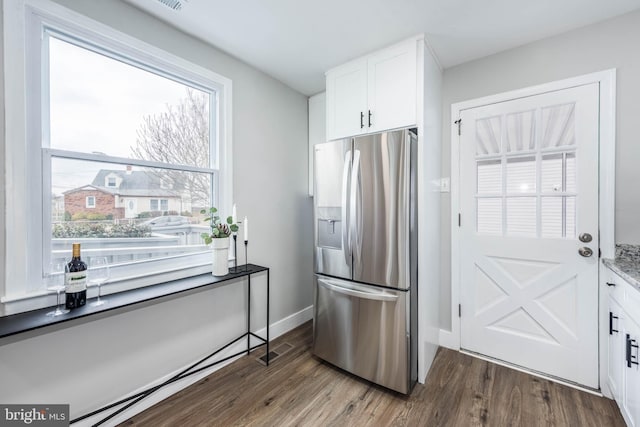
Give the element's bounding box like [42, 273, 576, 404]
[602, 244, 640, 291]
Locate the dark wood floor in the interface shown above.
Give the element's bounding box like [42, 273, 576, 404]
[122, 322, 625, 426]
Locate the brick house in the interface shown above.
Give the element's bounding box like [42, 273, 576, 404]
[64, 186, 123, 219]
[63, 167, 188, 219]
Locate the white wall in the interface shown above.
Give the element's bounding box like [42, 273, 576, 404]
[0, 0, 313, 422]
[439, 10, 640, 329]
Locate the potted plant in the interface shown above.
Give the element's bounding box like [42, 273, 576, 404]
[200, 207, 238, 276]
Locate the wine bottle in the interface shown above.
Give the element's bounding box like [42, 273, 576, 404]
[65, 243, 87, 309]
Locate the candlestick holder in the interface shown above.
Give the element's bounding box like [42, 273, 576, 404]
[229, 234, 239, 273]
[244, 240, 249, 272]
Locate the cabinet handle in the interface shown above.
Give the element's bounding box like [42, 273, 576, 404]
[610, 312, 619, 335]
[368, 110, 372, 128]
[626, 334, 639, 368]
[360, 112, 364, 129]
[607, 282, 616, 287]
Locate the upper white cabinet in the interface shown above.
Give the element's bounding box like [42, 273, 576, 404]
[326, 58, 367, 140]
[326, 38, 418, 141]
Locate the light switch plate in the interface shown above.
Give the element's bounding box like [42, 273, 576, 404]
[440, 177, 450, 193]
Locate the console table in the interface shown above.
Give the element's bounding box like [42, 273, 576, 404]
[0, 264, 270, 426]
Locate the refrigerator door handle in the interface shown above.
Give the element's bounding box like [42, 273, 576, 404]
[341, 150, 352, 265]
[318, 278, 398, 302]
[350, 150, 361, 270]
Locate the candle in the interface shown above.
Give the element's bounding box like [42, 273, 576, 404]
[244, 216, 248, 241]
[232, 204, 237, 224]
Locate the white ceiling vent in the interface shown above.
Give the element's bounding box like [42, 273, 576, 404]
[155, 0, 183, 11]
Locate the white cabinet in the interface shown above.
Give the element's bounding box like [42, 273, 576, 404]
[606, 267, 640, 426]
[308, 92, 326, 196]
[326, 38, 417, 141]
[608, 295, 624, 401]
[623, 313, 640, 427]
[326, 59, 367, 140]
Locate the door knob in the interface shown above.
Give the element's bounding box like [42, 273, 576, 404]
[579, 233, 593, 243]
[578, 247, 593, 257]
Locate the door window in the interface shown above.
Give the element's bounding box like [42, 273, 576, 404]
[476, 103, 577, 238]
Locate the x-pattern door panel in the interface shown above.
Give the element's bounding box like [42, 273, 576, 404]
[460, 83, 599, 388]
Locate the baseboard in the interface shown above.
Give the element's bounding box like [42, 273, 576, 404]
[74, 305, 313, 426]
[256, 305, 313, 339]
[438, 328, 459, 350]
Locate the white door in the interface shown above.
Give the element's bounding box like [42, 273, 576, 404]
[326, 58, 367, 140]
[622, 315, 640, 427]
[125, 199, 137, 219]
[459, 83, 600, 388]
[367, 39, 417, 133]
[608, 296, 623, 401]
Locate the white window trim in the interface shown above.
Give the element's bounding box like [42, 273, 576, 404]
[2, 0, 234, 315]
[86, 196, 96, 208]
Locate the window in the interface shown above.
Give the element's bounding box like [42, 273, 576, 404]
[475, 106, 577, 238]
[2, 1, 232, 313]
[150, 199, 169, 212]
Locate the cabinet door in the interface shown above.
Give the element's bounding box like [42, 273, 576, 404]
[326, 58, 367, 140]
[622, 314, 640, 427]
[608, 296, 624, 402]
[367, 39, 417, 133]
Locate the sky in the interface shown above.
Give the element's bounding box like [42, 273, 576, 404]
[48, 35, 209, 194]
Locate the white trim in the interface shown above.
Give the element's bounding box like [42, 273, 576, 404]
[438, 328, 458, 350]
[46, 149, 218, 174]
[448, 70, 617, 392]
[85, 195, 96, 208]
[3, 0, 234, 311]
[71, 305, 313, 427]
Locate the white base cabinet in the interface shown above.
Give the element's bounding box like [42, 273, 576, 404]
[609, 295, 624, 402]
[606, 266, 640, 426]
[623, 313, 640, 427]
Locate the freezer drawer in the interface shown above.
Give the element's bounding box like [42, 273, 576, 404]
[312, 275, 413, 394]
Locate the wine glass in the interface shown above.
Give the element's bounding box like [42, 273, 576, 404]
[89, 256, 110, 307]
[46, 260, 70, 316]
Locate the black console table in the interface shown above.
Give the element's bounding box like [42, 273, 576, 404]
[0, 264, 270, 426]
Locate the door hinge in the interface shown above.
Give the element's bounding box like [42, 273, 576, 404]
[458, 304, 461, 318]
[458, 213, 461, 227]
[454, 119, 462, 135]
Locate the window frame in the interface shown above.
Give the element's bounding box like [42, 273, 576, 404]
[86, 195, 96, 209]
[2, 0, 234, 315]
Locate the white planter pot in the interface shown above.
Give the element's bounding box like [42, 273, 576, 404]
[210, 237, 230, 276]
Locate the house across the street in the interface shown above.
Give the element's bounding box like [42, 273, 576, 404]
[63, 166, 187, 219]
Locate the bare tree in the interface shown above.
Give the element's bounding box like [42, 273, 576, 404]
[132, 88, 211, 210]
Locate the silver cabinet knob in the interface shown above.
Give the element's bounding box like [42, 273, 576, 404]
[579, 233, 593, 243]
[579, 247, 593, 257]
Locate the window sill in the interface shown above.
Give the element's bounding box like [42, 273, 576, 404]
[0, 264, 268, 340]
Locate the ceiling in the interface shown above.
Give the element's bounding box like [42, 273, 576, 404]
[124, 0, 640, 96]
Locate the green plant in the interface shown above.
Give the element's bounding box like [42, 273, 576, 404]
[200, 207, 238, 244]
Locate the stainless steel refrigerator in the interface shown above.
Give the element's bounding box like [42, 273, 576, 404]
[312, 128, 417, 394]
